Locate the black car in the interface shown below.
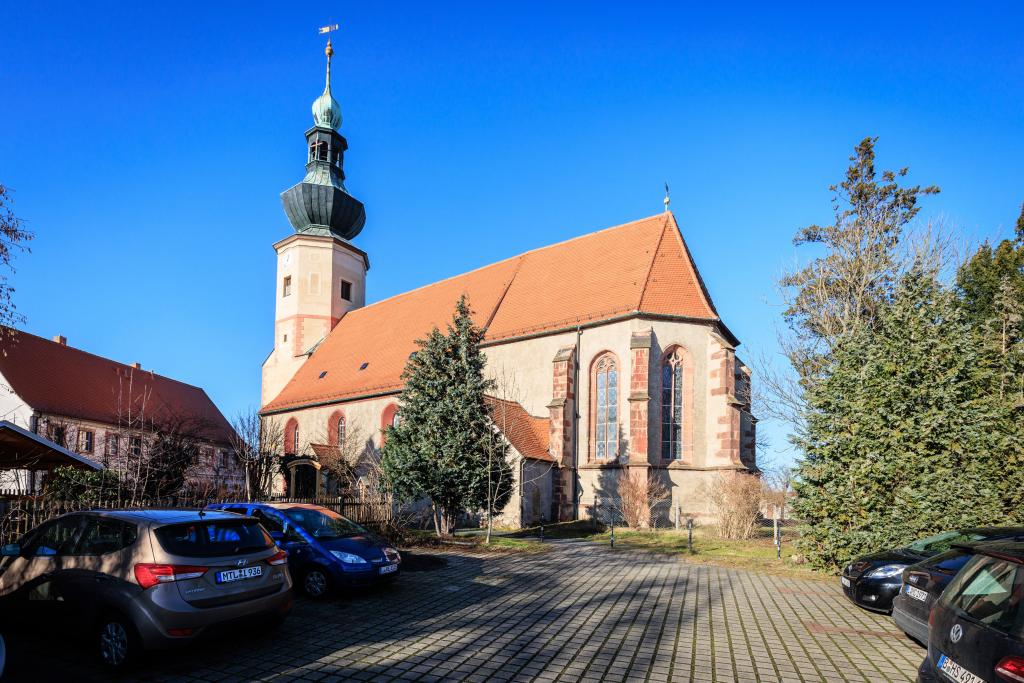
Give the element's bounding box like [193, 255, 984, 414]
[917, 541, 1024, 683]
[841, 528, 1024, 614]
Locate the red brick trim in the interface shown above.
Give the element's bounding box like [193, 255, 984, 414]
[380, 402, 399, 445]
[327, 409, 345, 446]
[284, 418, 299, 455]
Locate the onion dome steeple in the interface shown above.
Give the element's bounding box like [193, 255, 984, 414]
[312, 40, 342, 130]
[280, 38, 366, 240]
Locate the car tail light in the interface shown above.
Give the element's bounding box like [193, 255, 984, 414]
[996, 656, 1024, 683]
[267, 550, 288, 566]
[134, 563, 208, 589]
[166, 628, 195, 637]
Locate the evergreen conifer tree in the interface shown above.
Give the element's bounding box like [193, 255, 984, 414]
[381, 296, 512, 536]
[793, 266, 1004, 570]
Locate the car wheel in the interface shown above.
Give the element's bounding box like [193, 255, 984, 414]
[302, 568, 331, 599]
[97, 614, 139, 670]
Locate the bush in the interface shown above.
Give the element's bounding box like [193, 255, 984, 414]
[708, 473, 763, 540]
[43, 466, 126, 504]
[618, 475, 670, 529]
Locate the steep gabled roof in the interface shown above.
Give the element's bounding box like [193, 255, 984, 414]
[485, 395, 551, 462]
[0, 328, 234, 444]
[263, 212, 723, 413]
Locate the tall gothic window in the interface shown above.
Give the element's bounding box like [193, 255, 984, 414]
[337, 416, 346, 448]
[592, 354, 618, 460]
[661, 348, 684, 460]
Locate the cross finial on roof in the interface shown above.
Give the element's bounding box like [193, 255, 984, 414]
[663, 182, 671, 212]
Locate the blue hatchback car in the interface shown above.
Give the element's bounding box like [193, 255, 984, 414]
[207, 502, 401, 598]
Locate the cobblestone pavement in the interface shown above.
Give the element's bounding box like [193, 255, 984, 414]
[32, 539, 923, 682]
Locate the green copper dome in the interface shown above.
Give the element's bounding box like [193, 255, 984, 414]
[312, 40, 342, 130]
[279, 38, 365, 240]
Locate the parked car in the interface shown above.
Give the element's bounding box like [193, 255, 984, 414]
[841, 528, 1024, 614]
[917, 541, 1024, 683]
[0, 509, 293, 670]
[894, 528, 1024, 645]
[207, 502, 401, 598]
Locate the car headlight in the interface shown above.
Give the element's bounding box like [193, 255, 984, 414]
[384, 547, 401, 563]
[866, 564, 904, 579]
[330, 550, 370, 566]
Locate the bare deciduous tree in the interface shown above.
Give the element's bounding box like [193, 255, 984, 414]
[230, 410, 284, 500]
[0, 184, 34, 338]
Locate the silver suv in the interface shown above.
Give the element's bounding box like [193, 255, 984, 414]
[0, 509, 293, 670]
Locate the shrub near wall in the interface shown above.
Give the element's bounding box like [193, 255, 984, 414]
[708, 473, 763, 540]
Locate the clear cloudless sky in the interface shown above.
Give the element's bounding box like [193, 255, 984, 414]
[2, 2, 1022, 467]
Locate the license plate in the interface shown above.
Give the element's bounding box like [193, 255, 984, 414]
[379, 564, 398, 575]
[905, 584, 928, 601]
[841, 576, 851, 588]
[216, 566, 263, 584]
[937, 654, 984, 683]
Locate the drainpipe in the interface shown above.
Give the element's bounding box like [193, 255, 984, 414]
[572, 325, 581, 520]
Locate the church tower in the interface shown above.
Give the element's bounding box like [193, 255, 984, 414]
[262, 38, 369, 406]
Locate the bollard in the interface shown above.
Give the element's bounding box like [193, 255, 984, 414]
[774, 514, 782, 560]
[687, 517, 694, 553]
[610, 523, 615, 549]
[539, 523, 545, 541]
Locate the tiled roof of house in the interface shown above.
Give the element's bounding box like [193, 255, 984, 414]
[484, 395, 551, 462]
[263, 212, 723, 413]
[0, 328, 234, 444]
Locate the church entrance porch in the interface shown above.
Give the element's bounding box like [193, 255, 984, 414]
[286, 457, 322, 497]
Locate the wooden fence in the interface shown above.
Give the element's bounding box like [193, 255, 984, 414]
[0, 492, 397, 546]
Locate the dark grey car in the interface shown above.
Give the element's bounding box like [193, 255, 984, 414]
[0, 509, 293, 669]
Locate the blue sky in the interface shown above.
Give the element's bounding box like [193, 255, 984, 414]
[2, 2, 1022, 467]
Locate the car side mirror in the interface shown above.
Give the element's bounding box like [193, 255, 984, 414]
[0, 544, 20, 557]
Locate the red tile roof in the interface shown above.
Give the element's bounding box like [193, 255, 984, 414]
[0, 328, 234, 444]
[484, 395, 551, 461]
[263, 212, 723, 413]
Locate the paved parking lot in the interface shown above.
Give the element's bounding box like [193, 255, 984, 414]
[31, 539, 923, 682]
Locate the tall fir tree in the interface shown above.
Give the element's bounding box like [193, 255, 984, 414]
[381, 296, 512, 536]
[793, 266, 1005, 571]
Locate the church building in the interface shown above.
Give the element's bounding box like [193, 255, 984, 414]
[260, 41, 757, 525]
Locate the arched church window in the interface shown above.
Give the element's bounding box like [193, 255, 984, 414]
[661, 347, 685, 460]
[337, 416, 346, 448]
[284, 418, 299, 456]
[591, 353, 618, 461]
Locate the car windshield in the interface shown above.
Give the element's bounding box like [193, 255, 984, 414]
[282, 507, 367, 539]
[906, 530, 986, 555]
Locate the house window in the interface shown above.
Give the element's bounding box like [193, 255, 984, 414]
[106, 434, 119, 456]
[591, 354, 619, 461]
[661, 347, 685, 460]
[48, 424, 67, 447]
[340, 280, 352, 301]
[130, 437, 142, 457]
[219, 450, 230, 469]
[282, 276, 292, 297]
[79, 429, 94, 453]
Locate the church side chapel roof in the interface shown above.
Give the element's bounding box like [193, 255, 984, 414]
[484, 395, 552, 461]
[0, 327, 235, 444]
[262, 211, 725, 413]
